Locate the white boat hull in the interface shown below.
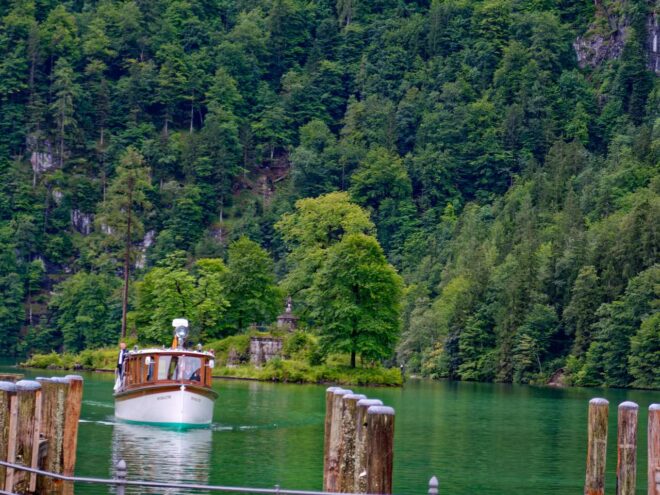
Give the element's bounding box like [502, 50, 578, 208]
[115, 385, 216, 426]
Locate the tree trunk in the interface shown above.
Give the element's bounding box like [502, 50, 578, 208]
[121, 186, 133, 339]
[350, 350, 356, 368]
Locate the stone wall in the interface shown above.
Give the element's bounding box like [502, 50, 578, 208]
[249, 337, 283, 366]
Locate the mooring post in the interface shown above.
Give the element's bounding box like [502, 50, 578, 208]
[36, 377, 69, 495]
[0, 382, 17, 488]
[8, 380, 42, 494]
[324, 388, 352, 492]
[323, 386, 340, 489]
[616, 401, 638, 495]
[585, 398, 609, 495]
[116, 459, 127, 495]
[338, 393, 366, 493]
[649, 404, 660, 495]
[354, 399, 383, 493]
[62, 375, 83, 477]
[365, 405, 395, 495]
[428, 476, 439, 495]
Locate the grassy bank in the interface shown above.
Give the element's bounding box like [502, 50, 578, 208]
[21, 331, 402, 387]
[214, 361, 402, 386]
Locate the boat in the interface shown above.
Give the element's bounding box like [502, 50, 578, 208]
[113, 318, 218, 427]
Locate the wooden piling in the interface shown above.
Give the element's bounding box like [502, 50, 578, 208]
[62, 375, 83, 477]
[365, 405, 395, 495]
[7, 380, 41, 494]
[324, 388, 352, 492]
[338, 393, 366, 493]
[354, 399, 383, 493]
[585, 398, 609, 495]
[616, 401, 638, 495]
[36, 377, 69, 495]
[649, 404, 660, 495]
[0, 382, 17, 486]
[324, 386, 341, 489]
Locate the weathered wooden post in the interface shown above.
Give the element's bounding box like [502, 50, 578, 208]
[0, 382, 17, 487]
[365, 406, 395, 495]
[649, 404, 660, 495]
[62, 375, 82, 477]
[338, 393, 366, 493]
[354, 399, 383, 493]
[616, 401, 638, 495]
[585, 398, 609, 495]
[324, 388, 352, 492]
[34, 376, 84, 495]
[6, 380, 42, 494]
[324, 386, 341, 488]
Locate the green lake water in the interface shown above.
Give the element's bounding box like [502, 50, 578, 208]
[1, 361, 658, 494]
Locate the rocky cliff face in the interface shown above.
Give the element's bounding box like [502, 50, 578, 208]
[574, 0, 659, 73]
[649, 12, 659, 72]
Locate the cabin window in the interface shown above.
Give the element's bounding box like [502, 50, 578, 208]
[157, 356, 171, 380]
[179, 356, 202, 382]
[168, 356, 179, 380]
[145, 356, 155, 382]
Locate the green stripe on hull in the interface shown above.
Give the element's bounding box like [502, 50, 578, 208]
[115, 417, 211, 430]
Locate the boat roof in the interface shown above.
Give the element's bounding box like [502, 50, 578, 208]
[128, 348, 214, 357]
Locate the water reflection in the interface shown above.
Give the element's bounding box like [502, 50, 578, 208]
[111, 423, 212, 494]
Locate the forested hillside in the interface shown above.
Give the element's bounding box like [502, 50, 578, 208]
[0, 0, 658, 387]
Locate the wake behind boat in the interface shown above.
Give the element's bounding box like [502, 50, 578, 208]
[113, 319, 218, 427]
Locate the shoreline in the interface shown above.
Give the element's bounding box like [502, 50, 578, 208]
[16, 364, 403, 387]
[13, 365, 659, 391]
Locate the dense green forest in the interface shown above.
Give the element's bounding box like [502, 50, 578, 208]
[0, 0, 657, 388]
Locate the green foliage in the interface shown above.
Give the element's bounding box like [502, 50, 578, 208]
[310, 233, 403, 367]
[276, 192, 375, 308]
[222, 236, 282, 333]
[629, 313, 660, 389]
[0, 0, 657, 389]
[48, 272, 121, 352]
[215, 361, 402, 386]
[134, 254, 229, 342]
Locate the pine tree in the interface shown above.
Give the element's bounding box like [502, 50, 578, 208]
[96, 147, 152, 338]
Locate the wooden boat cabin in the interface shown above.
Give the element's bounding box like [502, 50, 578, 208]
[121, 350, 215, 390]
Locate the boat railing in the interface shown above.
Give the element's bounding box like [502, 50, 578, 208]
[0, 460, 438, 495]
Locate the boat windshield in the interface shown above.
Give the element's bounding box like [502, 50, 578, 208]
[156, 355, 202, 382]
[179, 356, 202, 382]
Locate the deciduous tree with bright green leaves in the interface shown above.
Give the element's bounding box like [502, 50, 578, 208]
[276, 191, 375, 309]
[309, 233, 403, 367]
[49, 271, 121, 352]
[222, 236, 281, 333]
[134, 252, 229, 343]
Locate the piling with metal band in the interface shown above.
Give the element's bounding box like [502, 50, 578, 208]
[354, 399, 383, 493]
[323, 386, 341, 490]
[338, 393, 366, 493]
[7, 381, 41, 493]
[649, 404, 660, 495]
[324, 388, 352, 492]
[36, 377, 69, 494]
[585, 398, 609, 495]
[365, 406, 395, 495]
[0, 382, 17, 487]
